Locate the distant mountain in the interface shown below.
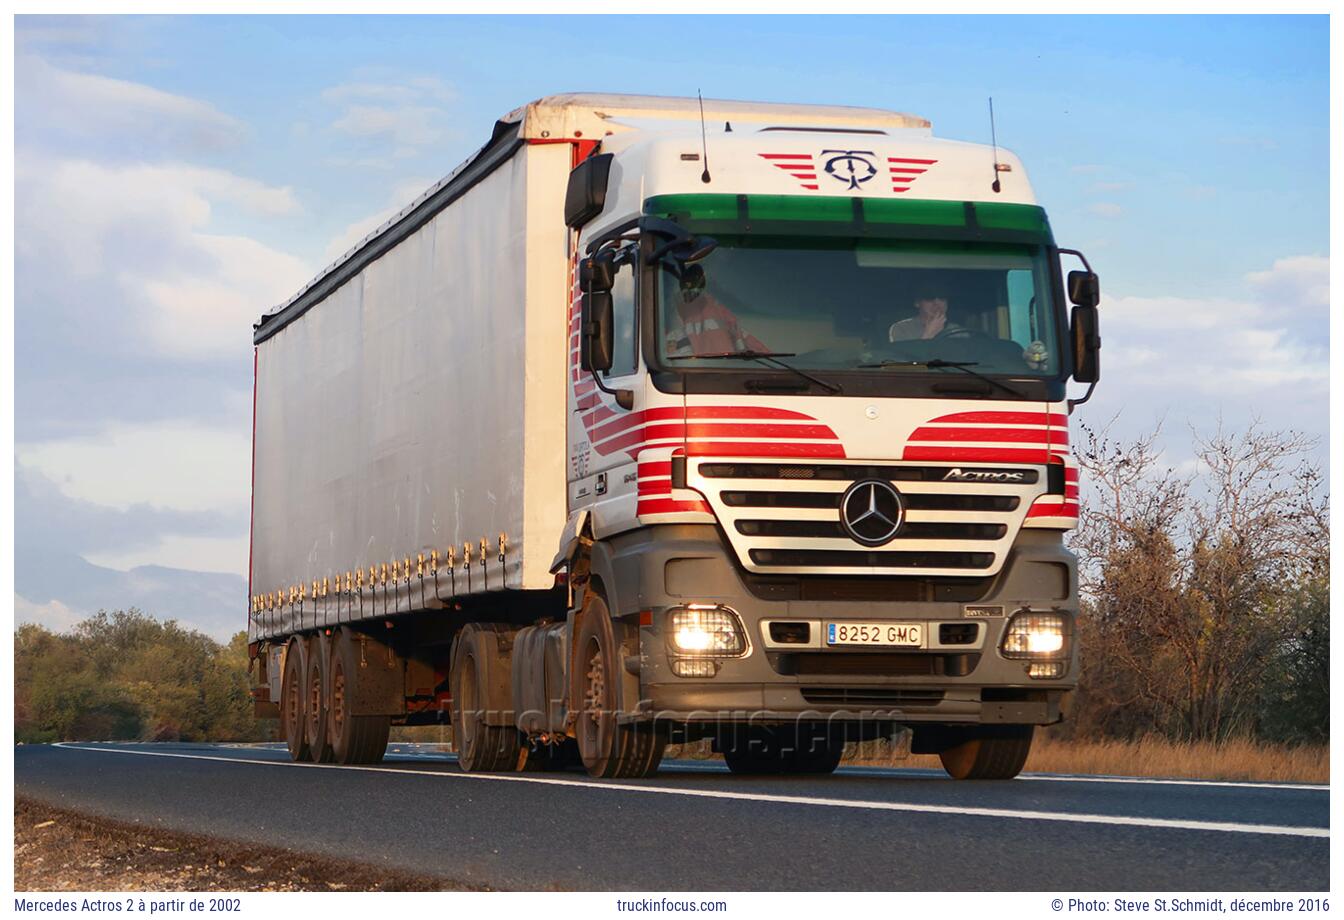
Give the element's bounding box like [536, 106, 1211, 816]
[15, 547, 248, 642]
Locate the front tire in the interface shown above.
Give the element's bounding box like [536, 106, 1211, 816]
[572, 591, 665, 779]
[939, 725, 1034, 780]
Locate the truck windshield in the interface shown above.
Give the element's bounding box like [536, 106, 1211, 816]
[657, 237, 1061, 377]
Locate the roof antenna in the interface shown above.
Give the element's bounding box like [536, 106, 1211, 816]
[698, 90, 712, 183]
[988, 96, 1002, 194]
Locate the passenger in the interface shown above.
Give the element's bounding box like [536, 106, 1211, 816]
[665, 264, 768, 356]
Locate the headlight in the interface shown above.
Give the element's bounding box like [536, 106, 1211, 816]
[668, 606, 747, 657]
[1000, 611, 1070, 659]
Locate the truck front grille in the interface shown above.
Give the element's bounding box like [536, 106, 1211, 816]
[694, 460, 1044, 578]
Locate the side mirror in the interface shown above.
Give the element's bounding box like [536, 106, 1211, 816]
[1071, 305, 1101, 383]
[1067, 270, 1100, 309]
[580, 291, 614, 373]
[579, 254, 614, 293]
[564, 153, 614, 229]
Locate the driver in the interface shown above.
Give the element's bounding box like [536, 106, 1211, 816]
[888, 283, 960, 342]
[665, 264, 768, 356]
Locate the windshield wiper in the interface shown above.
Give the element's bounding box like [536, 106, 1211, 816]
[669, 350, 843, 394]
[858, 359, 1025, 399]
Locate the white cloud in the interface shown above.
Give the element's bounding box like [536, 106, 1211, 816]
[17, 156, 310, 357]
[1085, 258, 1329, 450]
[17, 53, 246, 151]
[86, 534, 250, 577]
[16, 421, 252, 514]
[15, 595, 84, 633]
[321, 76, 454, 106]
[1246, 255, 1329, 312]
[322, 73, 456, 158]
[1100, 290, 1327, 397]
[1088, 202, 1125, 219]
[332, 103, 450, 150]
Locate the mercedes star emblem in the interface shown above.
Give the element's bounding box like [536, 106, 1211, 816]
[839, 478, 905, 546]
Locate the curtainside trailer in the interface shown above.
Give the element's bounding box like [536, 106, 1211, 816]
[247, 93, 1101, 779]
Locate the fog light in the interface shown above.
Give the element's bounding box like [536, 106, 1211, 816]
[668, 606, 747, 657]
[1000, 612, 1070, 659]
[1027, 661, 1067, 680]
[671, 658, 720, 678]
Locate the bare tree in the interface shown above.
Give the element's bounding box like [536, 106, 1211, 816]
[1069, 419, 1326, 742]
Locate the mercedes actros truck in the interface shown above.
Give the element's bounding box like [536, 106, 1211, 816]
[247, 93, 1101, 780]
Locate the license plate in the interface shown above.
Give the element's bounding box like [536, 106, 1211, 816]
[826, 621, 924, 647]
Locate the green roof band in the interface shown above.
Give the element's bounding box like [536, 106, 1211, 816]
[643, 194, 1052, 238]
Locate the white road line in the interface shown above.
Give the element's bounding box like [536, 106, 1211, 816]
[50, 743, 1327, 839]
[216, 745, 1331, 791]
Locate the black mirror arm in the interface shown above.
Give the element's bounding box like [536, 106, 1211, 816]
[1068, 380, 1097, 414]
[589, 372, 634, 410]
[1057, 247, 1094, 273]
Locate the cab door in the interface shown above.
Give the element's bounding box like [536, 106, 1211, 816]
[568, 244, 643, 536]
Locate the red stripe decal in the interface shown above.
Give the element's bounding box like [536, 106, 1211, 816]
[684, 441, 847, 458]
[889, 157, 938, 164]
[927, 411, 1070, 426]
[1026, 501, 1080, 519]
[637, 499, 713, 515]
[901, 446, 1055, 464]
[908, 426, 1070, 446]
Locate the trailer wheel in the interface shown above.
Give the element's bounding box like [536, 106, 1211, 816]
[939, 725, 1034, 780]
[722, 728, 844, 775]
[450, 624, 520, 772]
[303, 634, 335, 763]
[327, 630, 390, 765]
[281, 638, 311, 762]
[572, 591, 665, 779]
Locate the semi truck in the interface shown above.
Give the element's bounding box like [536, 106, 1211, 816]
[247, 93, 1101, 780]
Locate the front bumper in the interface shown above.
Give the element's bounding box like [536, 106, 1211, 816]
[597, 525, 1077, 726]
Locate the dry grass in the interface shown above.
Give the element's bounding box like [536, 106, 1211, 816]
[1021, 733, 1329, 784]
[668, 733, 1329, 784]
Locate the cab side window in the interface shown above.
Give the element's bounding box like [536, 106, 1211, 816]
[604, 252, 639, 378]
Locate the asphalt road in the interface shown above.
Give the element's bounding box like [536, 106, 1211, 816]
[15, 742, 1329, 891]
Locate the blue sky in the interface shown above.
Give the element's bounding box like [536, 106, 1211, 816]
[13, 14, 1330, 638]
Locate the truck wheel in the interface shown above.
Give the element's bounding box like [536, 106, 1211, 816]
[939, 725, 1034, 780]
[304, 634, 335, 763]
[281, 638, 311, 762]
[572, 591, 665, 779]
[450, 624, 520, 772]
[722, 728, 843, 775]
[327, 630, 390, 765]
